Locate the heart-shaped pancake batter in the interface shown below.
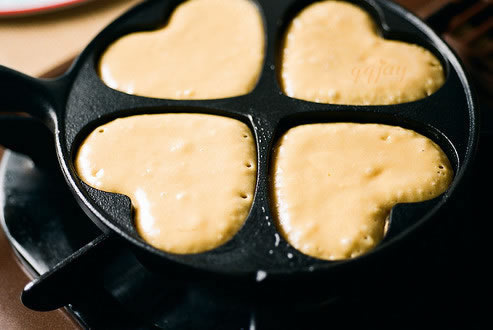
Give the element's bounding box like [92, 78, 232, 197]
[75, 114, 257, 254]
[280, 1, 445, 105]
[99, 0, 264, 99]
[272, 123, 453, 260]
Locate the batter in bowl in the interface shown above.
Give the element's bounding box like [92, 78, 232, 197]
[99, 0, 265, 100]
[271, 123, 453, 260]
[75, 113, 257, 254]
[280, 0, 445, 105]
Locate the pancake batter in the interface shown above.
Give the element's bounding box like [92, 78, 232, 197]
[280, 1, 445, 105]
[271, 123, 453, 260]
[99, 0, 265, 100]
[75, 113, 257, 254]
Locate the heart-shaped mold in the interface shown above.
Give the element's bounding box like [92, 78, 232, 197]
[75, 113, 257, 254]
[98, 0, 265, 100]
[279, 0, 445, 105]
[271, 122, 453, 261]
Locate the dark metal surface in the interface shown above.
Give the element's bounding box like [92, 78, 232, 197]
[58, 0, 479, 277]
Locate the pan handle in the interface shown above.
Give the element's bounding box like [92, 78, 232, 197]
[21, 232, 121, 311]
[0, 65, 62, 130]
[0, 115, 58, 169]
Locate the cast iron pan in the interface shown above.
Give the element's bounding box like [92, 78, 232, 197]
[0, 0, 479, 311]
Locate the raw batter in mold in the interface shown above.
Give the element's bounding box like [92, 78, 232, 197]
[271, 123, 453, 260]
[75, 114, 257, 254]
[280, 0, 445, 105]
[99, 0, 265, 99]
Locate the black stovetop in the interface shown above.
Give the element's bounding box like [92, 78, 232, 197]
[1, 131, 491, 329]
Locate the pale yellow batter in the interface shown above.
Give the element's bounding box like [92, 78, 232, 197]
[75, 114, 257, 254]
[280, 1, 445, 105]
[272, 123, 453, 260]
[99, 0, 264, 99]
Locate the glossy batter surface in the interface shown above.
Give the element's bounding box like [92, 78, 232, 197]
[280, 1, 445, 105]
[99, 0, 264, 99]
[272, 123, 453, 260]
[75, 114, 257, 254]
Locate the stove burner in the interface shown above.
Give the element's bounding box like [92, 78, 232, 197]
[1, 129, 491, 329]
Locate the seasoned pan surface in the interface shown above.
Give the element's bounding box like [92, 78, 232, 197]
[0, 0, 479, 280]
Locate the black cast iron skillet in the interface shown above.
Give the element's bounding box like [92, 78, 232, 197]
[0, 0, 479, 311]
